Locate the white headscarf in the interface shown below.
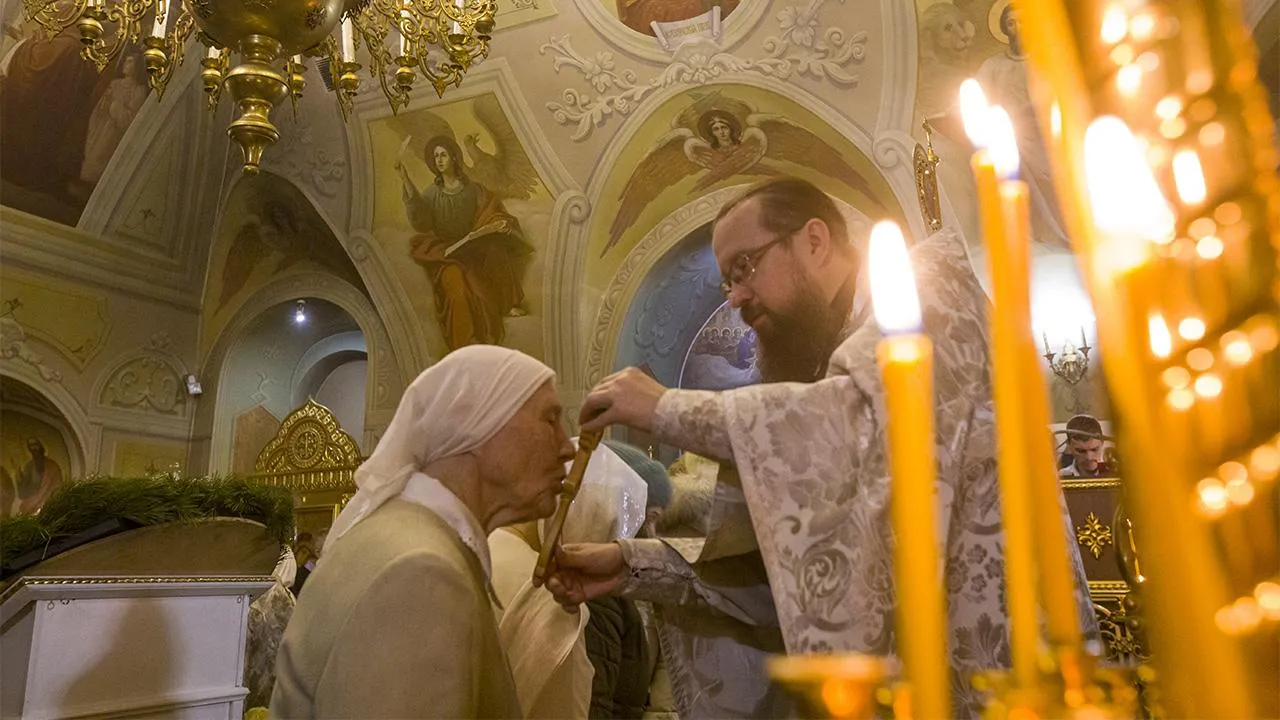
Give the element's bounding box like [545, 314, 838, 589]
[325, 345, 555, 554]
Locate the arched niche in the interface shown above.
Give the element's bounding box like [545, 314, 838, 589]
[0, 375, 87, 516]
[192, 273, 397, 475]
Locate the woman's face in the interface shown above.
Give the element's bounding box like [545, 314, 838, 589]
[432, 145, 454, 173]
[710, 118, 733, 146]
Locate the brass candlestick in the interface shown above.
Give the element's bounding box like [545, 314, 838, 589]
[533, 429, 604, 584]
[768, 654, 891, 720]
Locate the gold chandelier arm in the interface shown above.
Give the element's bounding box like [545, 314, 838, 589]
[80, 0, 150, 71]
[318, 35, 356, 121]
[22, 0, 86, 38]
[200, 46, 229, 112]
[142, 4, 194, 99]
[437, 0, 493, 70]
[352, 6, 411, 113]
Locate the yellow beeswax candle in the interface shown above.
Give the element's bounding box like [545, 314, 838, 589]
[961, 85, 1041, 692]
[868, 221, 950, 720]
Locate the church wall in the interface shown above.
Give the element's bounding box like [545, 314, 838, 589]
[0, 255, 199, 478]
[313, 360, 369, 449]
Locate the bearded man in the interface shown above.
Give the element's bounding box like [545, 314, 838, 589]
[542, 177, 1097, 717]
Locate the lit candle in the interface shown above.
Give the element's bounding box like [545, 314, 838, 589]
[960, 80, 1042, 693]
[151, 0, 168, 38]
[869, 221, 950, 720]
[998, 117, 1087, 658]
[340, 17, 356, 62]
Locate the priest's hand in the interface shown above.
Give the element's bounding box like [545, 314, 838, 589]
[537, 542, 627, 613]
[579, 367, 667, 433]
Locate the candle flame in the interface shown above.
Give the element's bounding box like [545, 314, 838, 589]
[987, 106, 1020, 180]
[869, 221, 922, 334]
[1084, 116, 1175, 273]
[1117, 63, 1143, 96]
[1172, 149, 1208, 204]
[959, 79, 990, 149]
[1100, 5, 1128, 44]
[1148, 314, 1173, 358]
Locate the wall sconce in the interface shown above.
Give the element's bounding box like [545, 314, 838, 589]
[1043, 329, 1092, 385]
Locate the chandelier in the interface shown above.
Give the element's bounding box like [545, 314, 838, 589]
[21, 0, 497, 173]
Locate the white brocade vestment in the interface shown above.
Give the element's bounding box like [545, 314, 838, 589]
[617, 229, 1098, 718]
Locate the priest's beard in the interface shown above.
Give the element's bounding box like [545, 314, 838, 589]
[752, 280, 847, 384]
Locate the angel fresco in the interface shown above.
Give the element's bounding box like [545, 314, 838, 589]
[216, 188, 360, 311]
[389, 95, 541, 351]
[602, 93, 884, 256]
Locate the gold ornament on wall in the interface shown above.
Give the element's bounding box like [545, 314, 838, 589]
[1075, 511, 1113, 560]
[21, 0, 497, 174]
[913, 119, 943, 234]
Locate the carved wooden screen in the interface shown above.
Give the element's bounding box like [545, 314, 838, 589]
[249, 399, 363, 540]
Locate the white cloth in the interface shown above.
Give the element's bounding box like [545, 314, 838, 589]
[489, 440, 649, 719]
[324, 345, 555, 554]
[402, 472, 493, 580]
[551, 439, 649, 545]
[273, 545, 298, 588]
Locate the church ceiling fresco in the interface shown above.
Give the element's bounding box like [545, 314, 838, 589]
[368, 92, 553, 360]
[915, 0, 1070, 254]
[586, 83, 904, 288]
[606, 0, 738, 39]
[0, 6, 148, 227]
[201, 175, 366, 357]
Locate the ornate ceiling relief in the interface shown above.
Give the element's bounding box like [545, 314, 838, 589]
[0, 318, 64, 384]
[541, 0, 868, 140]
[97, 335, 188, 416]
[496, 0, 557, 26]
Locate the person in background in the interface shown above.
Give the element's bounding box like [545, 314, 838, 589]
[590, 440, 675, 720]
[290, 531, 324, 597]
[245, 547, 298, 716]
[1060, 414, 1115, 478]
[271, 345, 574, 718]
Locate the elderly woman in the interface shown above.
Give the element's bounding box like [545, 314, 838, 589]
[271, 345, 575, 718]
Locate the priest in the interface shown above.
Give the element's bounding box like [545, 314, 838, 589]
[542, 178, 1097, 717]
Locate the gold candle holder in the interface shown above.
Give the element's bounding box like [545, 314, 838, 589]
[1010, 0, 1280, 716]
[768, 654, 891, 720]
[972, 651, 1139, 720]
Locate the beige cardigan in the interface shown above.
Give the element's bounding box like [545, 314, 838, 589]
[270, 500, 522, 719]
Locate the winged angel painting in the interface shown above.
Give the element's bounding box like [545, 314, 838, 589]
[387, 95, 542, 351]
[603, 93, 884, 256]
